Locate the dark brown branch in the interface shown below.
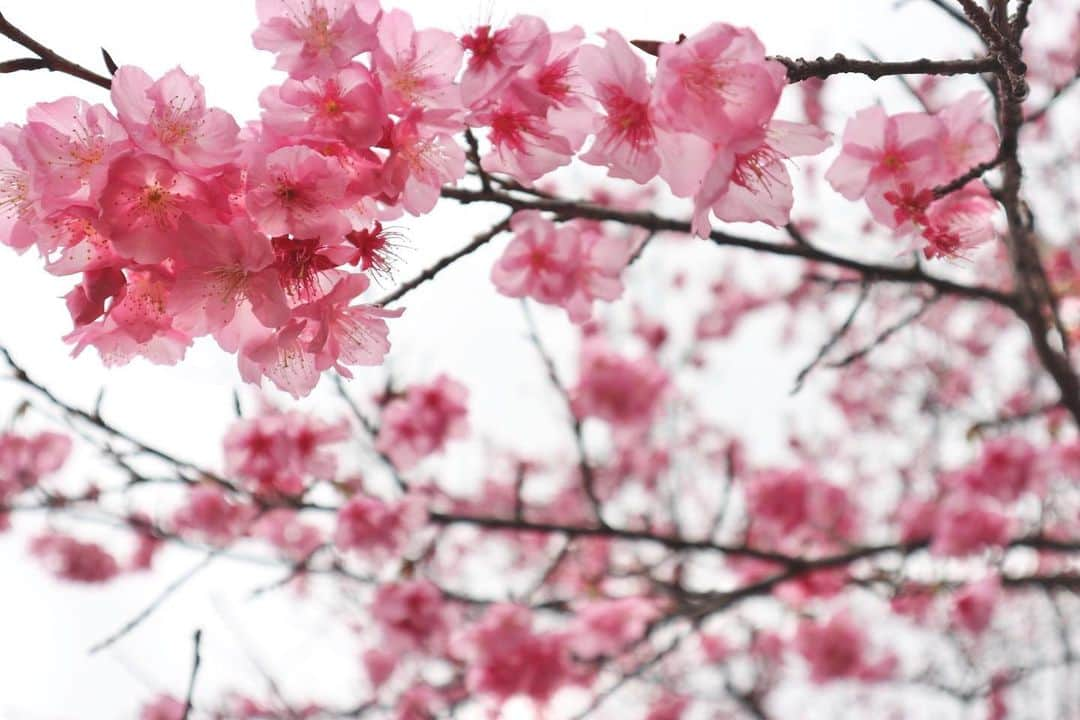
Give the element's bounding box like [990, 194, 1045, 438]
[0, 11, 112, 89]
[792, 282, 870, 393]
[180, 630, 203, 720]
[440, 186, 1015, 307]
[520, 302, 608, 528]
[825, 294, 940, 368]
[0, 56, 47, 73]
[0, 346, 232, 488]
[428, 511, 799, 565]
[773, 53, 998, 82]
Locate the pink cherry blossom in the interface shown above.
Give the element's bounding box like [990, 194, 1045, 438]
[22, 97, 130, 211]
[569, 597, 659, 658]
[652, 23, 786, 142]
[333, 493, 423, 557]
[931, 495, 1012, 556]
[459, 16, 551, 108]
[98, 153, 218, 263]
[795, 610, 895, 684]
[490, 210, 577, 303]
[464, 603, 578, 703]
[293, 272, 402, 376]
[0, 431, 71, 502]
[253, 0, 379, 80]
[260, 63, 386, 147]
[951, 574, 1001, 635]
[938, 91, 999, 178]
[66, 268, 193, 367]
[951, 437, 1040, 503]
[139, 694, 185, 720]
[373, 9, 463, 114]
[375, 375, 469, 470]
[0, 124, 40, 252]
[472, 100, 574, 182]
[561, 220, 630, 323]
[381, 111, 466, 215]
[578, 30, 661, 183]
[169, 218, 291, 336]
[371, 579, 450, 653]
[570, 341, 667, 429]
[702, 120, 831, 229]
[245, 144, 351, 239]
[111, 66, 240, 177]
[30, 532, 120, 583]
[172, 484, 253, 544]
[224, 405, 348, 495]
[825, 105, 944, 203]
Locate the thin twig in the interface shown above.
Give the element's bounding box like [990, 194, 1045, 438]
[180, 630, 203, 720]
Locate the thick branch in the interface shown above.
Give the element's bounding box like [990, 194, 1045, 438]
[440, 186, 1015, 307]
[774, 53, 998, 82]
[0, 11, 112, 89]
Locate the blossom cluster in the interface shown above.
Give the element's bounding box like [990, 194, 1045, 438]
[0, 0, 850, 398]
[827, 92, 1001, 259]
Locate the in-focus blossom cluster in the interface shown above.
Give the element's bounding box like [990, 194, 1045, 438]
[0, 1, 844, 399]
[826, 91, 1001, 259]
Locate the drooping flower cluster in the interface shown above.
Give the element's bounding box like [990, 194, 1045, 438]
[826, 91, 1000, 259]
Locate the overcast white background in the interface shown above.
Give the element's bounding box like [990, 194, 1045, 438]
[0, 1, 980, 717]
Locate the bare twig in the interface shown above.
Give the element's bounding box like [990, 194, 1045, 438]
[180, 630, 203, 720]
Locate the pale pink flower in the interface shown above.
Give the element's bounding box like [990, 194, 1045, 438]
[795, 610, 895, 683]
[0, 431, 71, 501]
[372, 579, 450, 653]
[169, 218, 291, 336]
[490, 210, 577, 303]
[99, 153, 218, 263]
[224, 406, 348, 495]
[293, 272, 402, 376]
[700, 120, 831, 230]
[238, 319, 321, 398]
[569, 597, 659, 658]
[251, 509, 324, 560]
[951, 574, 1001, 635]
[259, 63, 386, 147]
[931, 495, 1012, 556]
[333, 493, 423, 556]
[464, 603, 578, 703]
[825, 105, 945, 204]
[578, 30, 661, 183]
[253, 0, 379, 80]
[381, 111, 465, 215]
[30, 532, 120, 583]
[245, 145, 351, 239]
[561, 220, 630, 323]
[373, 9, 463, 114]
[938, 91, 999, 178]
[22, 97, 130, 211]
[951, 437, 1040, 503]
[111, 66, 240, 177]
[172, 484, 253, 544]
[459, 16, 551, 107]
[66, 269, 193, 367]
[376, 375, 469, 470]
[139, 694, 185, 720]
[472, 100, 574, 182]
[652, 23, 786, 142]
[570, 341, 667, 429]
[0, 124, 40, 252]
